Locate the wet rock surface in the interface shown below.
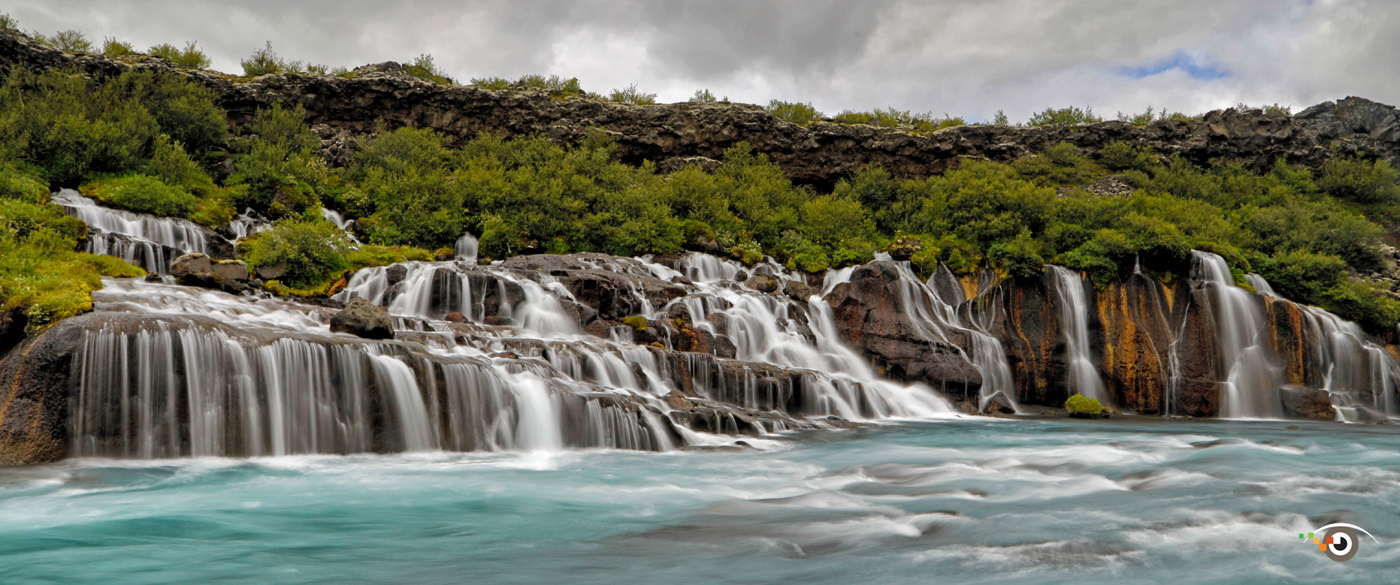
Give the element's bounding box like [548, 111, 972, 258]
[330, 297, 395, 339]
[826, 262, 982, 399]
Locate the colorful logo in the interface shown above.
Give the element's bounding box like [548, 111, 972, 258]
[1299, 523, 1378, 562]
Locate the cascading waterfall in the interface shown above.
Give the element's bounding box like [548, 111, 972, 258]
[53, 189, 210, 274]
[455, 232, 479, 263]
[1245, 273, 1398, 419]
[1191, 251, 1283, 418]
[651, 254, 958, 420]
[1049, 265, 1107, 402]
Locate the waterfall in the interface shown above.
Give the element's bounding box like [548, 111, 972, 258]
[1191, 252, 1283, 418]
[53, 189, 210, 274]
[455, 232, 479, 264]
[1049, 266, 1107, 403]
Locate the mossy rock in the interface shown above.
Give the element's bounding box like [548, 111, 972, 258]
[1065, 394, 1110, 419]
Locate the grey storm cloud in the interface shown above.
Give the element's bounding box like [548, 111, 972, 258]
[8, 0, 1399, 123]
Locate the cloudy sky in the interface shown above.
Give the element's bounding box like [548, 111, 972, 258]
[8, 0, 1397, 123]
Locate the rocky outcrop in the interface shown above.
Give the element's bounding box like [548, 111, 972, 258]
[6, 30, 1400, 189]
[330, 297, 394, 339]
[826, 262, 982, 400]
[1279, 386, 1334, 420]
[0, 313, 93, 464]
[169, 253, 252, 293]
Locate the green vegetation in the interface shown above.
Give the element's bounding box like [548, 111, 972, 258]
[243, 219, 350, 289]
[101, 37, 137, 58]
[608, 84, 657, 105]
[1065, 394, 1109, 418]
[49, 30, 94, 52]
[0, 13, 17, 32]
[149, 41, 212, 70]
[241, 41, 304, 76]
[689, 89, 726, 103]
[1116, 106, 1198, 125]
[404, 54, 455, 86]
[622, 315, 647, 331]
[0, 164, 144, 331]
[1028, 106, 1103, 127]
[832, 108, 965, 132]
[766, 100, 823, 126]
[470, 74, 587, 99]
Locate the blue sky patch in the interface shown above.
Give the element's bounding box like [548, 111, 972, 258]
[1118, 52, 1228, 81]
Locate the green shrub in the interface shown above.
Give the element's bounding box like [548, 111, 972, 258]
[1320, 280, 1400, 332]
[608, 84, 657, 105]
[1255, 249, 1346, 303]
[1317, 150, 1400, 206]
[241, 41, 301, 76]
[148, 42, 212, 70]
[345, 245, 434, 270]
[1233, 103, 1292, 116]
[470, 76, 511, 90]
[1013, 142, 1103, 187]
[991, 110, 1011, 127]
[404, 54, 455, 85]
[82, 174, 198, 217]
[243, 219, 351, 288]
[1097, 141, 1158, 173]
[1027, 106, 1102, 127]
[766, 100, 823, 126]
[622, 315, 647, 331]
[50, 30, 93, 52]
[989, 231, 1045, 278]
[101, 37, 136, 58]
[0, 197, 143, 330]
[228, 103, 323, 218]
[510, 74, 585, 98]
[0, 164, 49, 204]
[1065, 394, 1108, 417]
[0, 13, 17, 32]
[689, 89, 724, 103]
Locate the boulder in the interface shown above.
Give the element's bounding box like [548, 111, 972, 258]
[329, 298, 394, 339]
[784, 280, 815, 302]
[171, 253, 252, 293]
[255, 261, 287, 281]
[981, 392, 1017, 416]
[1279, 385, 1334, 420]
[169, 253, 212, 277]
[745, 274, 780, 293]
[210, 260, 249, 282]
[885, 236, 922, 261]
[385, 264, 408, 285]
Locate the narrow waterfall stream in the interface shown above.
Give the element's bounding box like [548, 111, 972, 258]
[1191, 251, 1284, 418]
[1049, 265, 1107, 402]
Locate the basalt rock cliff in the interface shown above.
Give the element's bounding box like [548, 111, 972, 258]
[5, 30, 1400, 188]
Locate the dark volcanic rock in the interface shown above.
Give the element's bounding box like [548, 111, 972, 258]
[1279, 385, 1334, 420]
[330, 298, 394, 339]
[170, 253, 252, 293]
[981, 391, 1017, 416]
[0, 313, 93, 464]
[826, 262, 981, 400]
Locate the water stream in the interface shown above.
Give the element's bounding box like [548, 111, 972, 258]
[1050, 265, 1108, 402]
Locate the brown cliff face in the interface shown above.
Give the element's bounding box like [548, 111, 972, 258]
[5, 30, 1400, 189]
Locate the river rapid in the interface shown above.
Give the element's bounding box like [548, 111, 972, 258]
[2, 418, 1396, 584]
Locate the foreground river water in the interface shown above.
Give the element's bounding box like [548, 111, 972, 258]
[2, 418, 1396, 584]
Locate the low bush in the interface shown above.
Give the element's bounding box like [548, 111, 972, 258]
[242, 219, 351, 289]
[148, 42, 211, 70]
[50, 30, 93, 52]
[404, 54, 455, 85]
[82, 174, 198, 217]
[1027, 106, 1102, 127]
[608, 84, 657, 105]
[241, 41, 302, 76]
[101, 37, 137, 58]
[766, 100, 822, 126]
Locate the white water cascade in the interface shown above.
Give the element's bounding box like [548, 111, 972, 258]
[1191, 251, 1283, 418]
[455, 232, 479, 264]
[53, 189, 210, 274]
[1049, 265, 1107, 403]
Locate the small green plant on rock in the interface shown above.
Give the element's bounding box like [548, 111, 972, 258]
[1065, 394, 1109, 418]
[622, 315, 648, 332]
[766, 100, 823, 126]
